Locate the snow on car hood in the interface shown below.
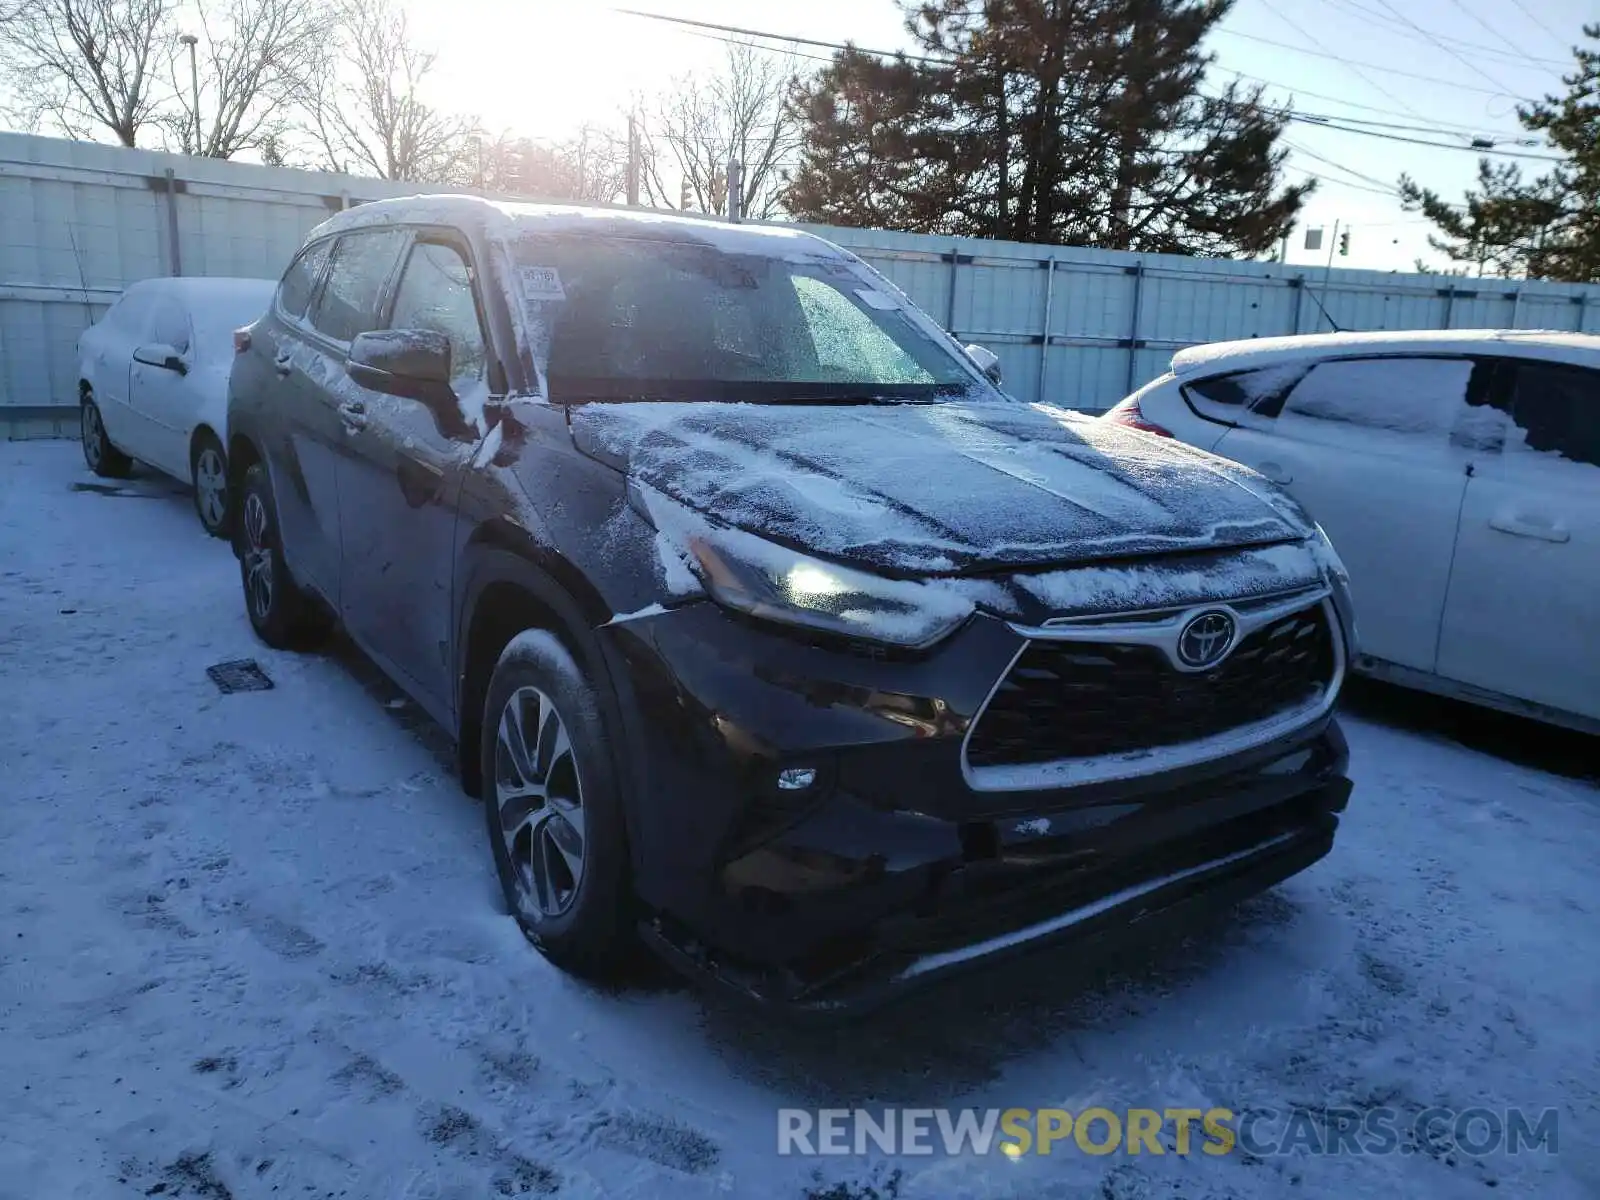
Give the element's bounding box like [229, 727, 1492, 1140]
[569, 399, 1311, 575]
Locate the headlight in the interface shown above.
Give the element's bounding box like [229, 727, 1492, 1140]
[636, 482, 974, 649]
[1307, 523, 1348, 584]
[1309, 523, 1358, 656]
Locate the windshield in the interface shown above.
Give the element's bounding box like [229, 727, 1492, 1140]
[507, 234, 985, 403]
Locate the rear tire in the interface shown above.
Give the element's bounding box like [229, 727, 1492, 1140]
[482, 630, 634, 979]
[236, 462, 330, 649]
[191, 430, 231, 538]
[80, 395, 132, 478]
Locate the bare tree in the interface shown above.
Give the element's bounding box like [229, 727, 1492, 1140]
[299, 0, 477, 182]
[157, 0, 329, 159]
[478, 125, 630, 203]
[639, 42, 803, 219]
[0, 0, 177, 146]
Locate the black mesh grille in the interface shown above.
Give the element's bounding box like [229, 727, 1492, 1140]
[966, 605, 1335, 769]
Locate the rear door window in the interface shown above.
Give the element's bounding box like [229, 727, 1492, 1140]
[149, 297, 191, 354]
[1504, 360, 1600, 469]
[278, 239, 332, 319]
[104, 287, 153, 337]
[307, 230, 406, 344]
[1266, 356, 1499, 459]
[1181, 364, 1307, 424]
[1279, 357, 1481, 435]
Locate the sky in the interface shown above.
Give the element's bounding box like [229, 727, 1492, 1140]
[409, 0, 1589, 273]
[0, 0, 1584, 272]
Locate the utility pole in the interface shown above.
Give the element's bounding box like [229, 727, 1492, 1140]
[1318, 218, 1340, 332]
[179, 34, 200, 154]
[626, 114, 640, 208]
[725, 156, 743, 223]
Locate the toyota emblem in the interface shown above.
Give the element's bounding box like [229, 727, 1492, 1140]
[1177, 610, 1236, 670]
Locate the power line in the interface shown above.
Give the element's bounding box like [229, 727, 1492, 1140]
[1214, 67, 1523, 137]
[1442, 0, 1542, 66]
[1301, 171, 1398, 198]
[1283, 140, 1398, 194]
[1314, 0, 1570, 67]
[611, 8, 946, 65]
[620, 5, 1540, 112]
[1293, 112, 1532, 142]
[617, 7, 1563, 164]
[1506, 0, 1572, 51]
[1212, 28, 1524, 97]
[1282, 113, 1561, 160]
[665, 23, 838, 65]
[1252, 1, 1426, 120]
[1365, 0, 1523, 95]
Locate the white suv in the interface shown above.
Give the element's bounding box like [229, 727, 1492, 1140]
[1104, 329, 1600, 733]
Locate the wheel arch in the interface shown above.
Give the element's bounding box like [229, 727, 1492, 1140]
[226, 431, 262, 492]
[189, 422, 225, 468]
[454, 525, 629, 815]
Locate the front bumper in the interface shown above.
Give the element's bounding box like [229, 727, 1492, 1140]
[600, 602, 1351, 1012]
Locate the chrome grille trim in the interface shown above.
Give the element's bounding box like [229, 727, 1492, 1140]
[1025, 584, 1332, 671]
[960, 595, 1345, 794]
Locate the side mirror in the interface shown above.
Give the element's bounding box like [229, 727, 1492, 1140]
[964, 343, 1002, 387]
[347, 329, 476, 440]
[133, 343, 187, 374]
[347, 329, 454, 408]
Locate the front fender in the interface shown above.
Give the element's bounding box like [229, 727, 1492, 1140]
[452, 536, 651, 862]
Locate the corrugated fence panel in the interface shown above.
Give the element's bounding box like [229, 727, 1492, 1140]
[1054, 264, 1135, 342]
[175, 191, 325, 278]
[4, 132, 1599, 420]
[1518, 294, 1586, 331]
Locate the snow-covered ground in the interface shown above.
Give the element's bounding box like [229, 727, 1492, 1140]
[2, 439, 1595, 1200]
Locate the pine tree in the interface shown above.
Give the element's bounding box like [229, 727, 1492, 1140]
[785, 0, 1311, 256]
[1400, 24, 1600, 283]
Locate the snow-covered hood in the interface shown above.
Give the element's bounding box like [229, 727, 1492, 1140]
[568, 400, 1312, 575]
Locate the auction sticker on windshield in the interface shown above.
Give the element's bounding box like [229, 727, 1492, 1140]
[518, 266, 566, 302]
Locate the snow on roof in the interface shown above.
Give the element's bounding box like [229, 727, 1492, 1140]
[309, 194, 842, 258]
[1171, 329, 1600, 378]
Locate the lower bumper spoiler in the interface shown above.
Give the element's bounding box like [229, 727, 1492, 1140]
[643, 778, 1349, 1019]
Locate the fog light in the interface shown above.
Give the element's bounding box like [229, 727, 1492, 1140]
[776, 766, 817, 792]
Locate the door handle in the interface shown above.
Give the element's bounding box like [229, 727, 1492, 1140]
[1489, 514, 1570, 544]
[273, 352, 293, 377]
[339, 400, 368, 433]
[1256, 461, 1293, 484]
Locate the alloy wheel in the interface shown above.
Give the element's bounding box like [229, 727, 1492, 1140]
[241, 491, 274, 620]
[195, 447, 227, 529]
[81, 405, 101, 469]
[495, 686, 587, 919]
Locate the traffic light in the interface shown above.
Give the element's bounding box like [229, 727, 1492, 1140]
[680, 177, 692, 211]
[1338, 230, 1351, 257]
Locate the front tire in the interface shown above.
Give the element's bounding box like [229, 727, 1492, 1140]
[482, 630, 633, 979]
[191, 430, 231, 538]
[80, 395, 132, 478]
[236, 462, 329, 649]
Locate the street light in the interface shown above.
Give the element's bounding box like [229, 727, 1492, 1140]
[178, 33, 199, 154]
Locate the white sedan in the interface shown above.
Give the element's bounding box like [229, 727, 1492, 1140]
[1104, 329, 1600, 733]
[76, 277, 275, 536]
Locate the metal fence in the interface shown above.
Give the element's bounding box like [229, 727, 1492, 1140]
[5, 130, 1598, 437]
